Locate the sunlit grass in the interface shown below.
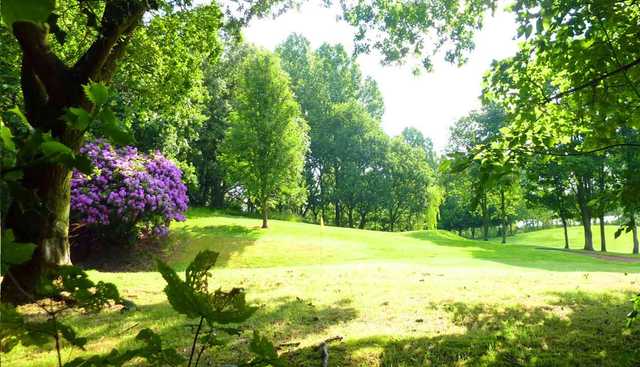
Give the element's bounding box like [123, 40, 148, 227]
[5, 209, 640, 366]
[505, 225, 639, 255]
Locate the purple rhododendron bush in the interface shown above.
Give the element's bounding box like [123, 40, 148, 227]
[70, 140, 188, 253]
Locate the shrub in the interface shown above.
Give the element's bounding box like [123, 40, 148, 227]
[71, 140, 188, 244]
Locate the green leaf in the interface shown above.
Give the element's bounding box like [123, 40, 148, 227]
[83, 83, 109, 106]
[40, 141, 73, 159]
[64, 107, 91, 131]
[1, 0, 54, 27]
[0, 119, 16, 152]
[8, 107, 31, 130]
[1, 229, 36, 276]
[98, 109, 132, 145]
[74, 155, 93, 174]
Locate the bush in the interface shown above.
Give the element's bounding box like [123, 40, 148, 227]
[71, 140, 188, 244]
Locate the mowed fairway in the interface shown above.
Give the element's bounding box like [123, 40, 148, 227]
[505, 225, 640, 255]
[6, 209, 640, 366]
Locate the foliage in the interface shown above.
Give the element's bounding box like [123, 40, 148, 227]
[157, 250, 283, 366]
[1, 261, 123, 366]
[70, 140, 188, 244]
[220, 50, 309, 228]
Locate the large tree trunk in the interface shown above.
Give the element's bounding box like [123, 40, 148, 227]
[561, 216, 569, 250]
[1, 4, 147, 304]
[3, 164, 74, 303]
[599, 215, 606, 252]
[334, 201, 341, 227]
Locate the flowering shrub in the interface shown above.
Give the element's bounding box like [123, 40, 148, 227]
[71, 140, 188, 244]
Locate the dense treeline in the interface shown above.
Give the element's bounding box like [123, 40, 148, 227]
[439, 0, 640, 253]
[114, 26, 444, 231]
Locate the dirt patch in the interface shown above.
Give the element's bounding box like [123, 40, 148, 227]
[536, 247, 640, 263]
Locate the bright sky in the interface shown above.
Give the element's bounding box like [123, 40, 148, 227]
[242, 3, 520, 152]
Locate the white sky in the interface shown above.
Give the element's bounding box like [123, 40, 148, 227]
[242, 3, 520, 152]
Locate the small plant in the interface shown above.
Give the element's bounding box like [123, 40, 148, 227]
[157, 250, 285, 366]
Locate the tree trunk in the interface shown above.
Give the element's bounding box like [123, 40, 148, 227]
[561, 216, 569, 249]
[334, 201, 341, 227]
[471, 227, 475, 239]
[576, 177, 594, 251]
[261, 197, 268, 229]
[2, 5, 147, 304]
[599, 215, 606, 252]
[631, 215, 639, 255]
[358, 211, 367, 229]
[211, 177, 225, 209]
[481, 193, 489, 241]
[500, 189, 507, 244]
[2, 164, 74, 303]
[347, 207, 354, 228]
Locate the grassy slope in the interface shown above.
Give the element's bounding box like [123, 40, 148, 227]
[6, 208, 640, 366]
[504, 225, 639, 254]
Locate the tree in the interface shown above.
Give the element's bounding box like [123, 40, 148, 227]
[219, 51, 309, 229]
[524, 158, 576, 249]
[381, 137, 433, 231]
[0, 0, 168, 302]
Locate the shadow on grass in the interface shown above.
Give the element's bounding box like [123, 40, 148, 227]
[407, 231, 640, 273]
[281, 290, 640, 367]
[11, 291, 640, 366]
[41, 296, 358, 366]
[169, 224, 261, 270]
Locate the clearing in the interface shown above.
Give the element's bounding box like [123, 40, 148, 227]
[6, 209, 640, 366]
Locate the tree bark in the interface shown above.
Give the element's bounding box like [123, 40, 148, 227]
[358, 210, 367, 229]
[561, 216, 569, 249]
[599, 215, 606, 252]
[481, 193, 489, 241]
[261, 197, 268, 229]
[576, 176, 594, 251]
[500, 189, 507, 244]
[631, 215, 639, 255]
[1, 2, 147, 304]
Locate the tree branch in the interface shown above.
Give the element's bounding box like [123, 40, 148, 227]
[73, 0, 148, 83]
[12, 22, 70, 108]
[530, 143, 640, 157]
[545, 56, 640, 102]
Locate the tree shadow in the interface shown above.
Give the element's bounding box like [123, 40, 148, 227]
[280, 290, 640, 366]
[168, 224, 261, 270]
[406, 231, 640, 273]
[28, 295, 358, 366]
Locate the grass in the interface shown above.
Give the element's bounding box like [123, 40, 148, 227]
[504, 225, 639, 254]
[5, 208, 640, 366]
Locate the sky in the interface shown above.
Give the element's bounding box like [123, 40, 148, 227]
[242, 3, 520, 152]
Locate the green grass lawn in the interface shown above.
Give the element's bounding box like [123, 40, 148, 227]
[504, 225, 639, 255]
[6, 208, 640, 366]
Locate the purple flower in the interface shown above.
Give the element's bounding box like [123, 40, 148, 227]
[71, 140, 188, 240]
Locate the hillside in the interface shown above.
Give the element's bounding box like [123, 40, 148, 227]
[505, 225, 639, 254]
[6, 210, 640, 366]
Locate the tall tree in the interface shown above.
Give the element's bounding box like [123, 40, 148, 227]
[219, 51, 308, 228]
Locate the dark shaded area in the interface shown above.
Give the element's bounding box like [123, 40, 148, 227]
[71, 236, 168, 272]
[407, 231, 640, 273]
[48, 296, 358, 366]
[281, 291, 640, 366]
[169, 224, 261, 270]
